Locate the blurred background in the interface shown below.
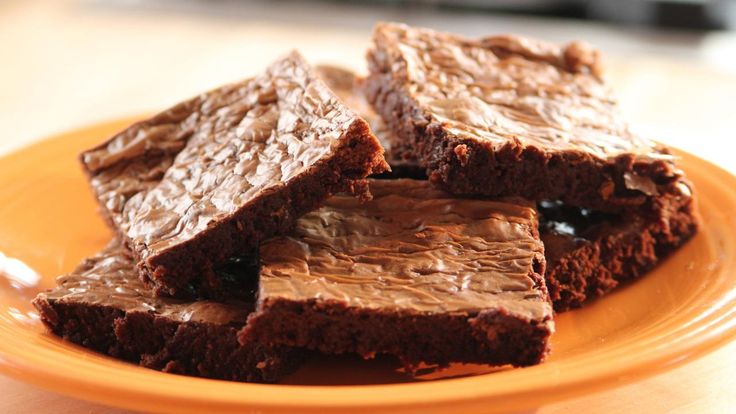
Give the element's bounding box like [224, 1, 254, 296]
[1, 0, 735, 172]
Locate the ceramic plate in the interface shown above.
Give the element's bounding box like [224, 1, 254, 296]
[1, 118, 735, 413]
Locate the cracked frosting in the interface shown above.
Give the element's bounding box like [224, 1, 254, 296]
[369, 22, 672, 162]
[82, 51, 383, 261]
[82, 82, 244, 225]
[38, 241, 252, 325]
[259, 179, 552, 320]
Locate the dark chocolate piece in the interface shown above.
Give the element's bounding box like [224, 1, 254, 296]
[366, 22, 687, 212]
[32, 241, 302, 382]
[80, 51, 388, 298]
[240, 179, 554, 369]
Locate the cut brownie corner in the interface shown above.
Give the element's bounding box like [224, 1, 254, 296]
[314, 63, 419, 182]
[326, 116, 390, 189]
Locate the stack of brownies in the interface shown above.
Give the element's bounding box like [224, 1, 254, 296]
[33, 22, 698, 382]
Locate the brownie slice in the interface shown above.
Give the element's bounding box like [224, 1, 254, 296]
[240, 179, 554, 369]
[366, 22, 687, 212]
[32, 241, 302, 382]
[316, 64, 426, 179]
[540, 189, 698, 311]
[80, 51, 388, 298]
[331, 61, 698, 311]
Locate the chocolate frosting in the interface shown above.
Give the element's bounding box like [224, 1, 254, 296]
[38, 241, 252, 325]
[259, 179, 553, 321]
[82, 52, 383, 260]
[369, 22, 673, 162]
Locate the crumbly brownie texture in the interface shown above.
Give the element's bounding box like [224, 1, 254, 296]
[540, 181, 698, 311]
[81, 51, 388, 298]
[32, 241, 302, 382]
[316, 64, 426, 179]
[240, 179, 554, 369]
[366, 22, 686, 212]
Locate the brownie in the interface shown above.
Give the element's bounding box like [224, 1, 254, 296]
[540, 188, 698, 311]
[240, 179, 554, 370]
[316, 64, 426, 179]
[80, 51, 388, 298]
[366, 22, 687, 212]
[325, 61, 698, 310]
[32, 241, 302, 382]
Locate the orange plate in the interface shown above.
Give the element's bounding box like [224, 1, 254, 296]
[1, 118, 736, 414]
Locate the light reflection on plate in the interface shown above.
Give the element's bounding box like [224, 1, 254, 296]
[0, 251, 40, 291]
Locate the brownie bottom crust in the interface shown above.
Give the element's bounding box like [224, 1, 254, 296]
[240, 298, 552, 371]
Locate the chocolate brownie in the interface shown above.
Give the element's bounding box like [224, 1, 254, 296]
[32, 241, 302, 382]
[240, 179, 554, 369]
[540, 187, 698, 311]
[318, 64, 698, 311]
[316, 64, 426, 179]
[366, 22, 687, 212]
[80, 51, 388, 298]
[325, 67, 698, 311]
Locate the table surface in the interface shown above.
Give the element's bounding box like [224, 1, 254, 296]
[1, 1, 735, 413]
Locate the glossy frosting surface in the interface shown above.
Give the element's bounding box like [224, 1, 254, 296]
[370, 22, 670, 161]
[83, 52, 371, 258]
[39, 242, 252, 325]
[259, 179, 551, 319]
